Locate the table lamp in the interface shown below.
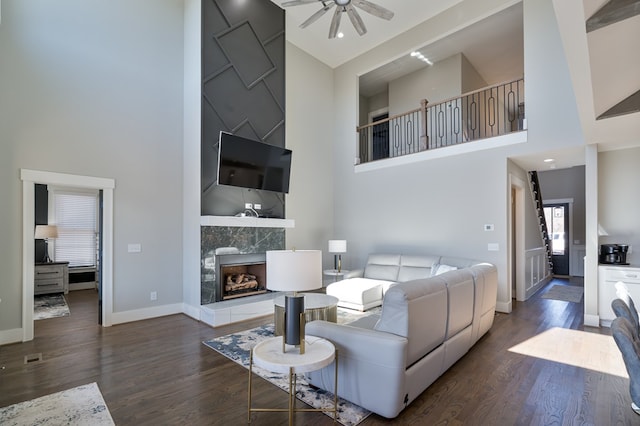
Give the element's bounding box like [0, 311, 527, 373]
[328, 240, 347, 273]
[35, 225, 58, 263]
[266, 249, 322, 354]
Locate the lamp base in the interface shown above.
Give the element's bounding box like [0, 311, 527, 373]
[283, 294, 306, 354]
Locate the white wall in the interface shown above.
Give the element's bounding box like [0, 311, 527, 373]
[0, 0, 185, 335]
[284, 43, 335, 267]
[599, 147, 640, 265]
[388, 54, 462, 116]
[461, 54, 488, 93]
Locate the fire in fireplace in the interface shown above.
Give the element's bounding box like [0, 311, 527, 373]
[216, 253, 267, 301]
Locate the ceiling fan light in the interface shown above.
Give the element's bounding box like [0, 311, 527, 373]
[337, 32, 344, 38]
[335, 0, 350, 5]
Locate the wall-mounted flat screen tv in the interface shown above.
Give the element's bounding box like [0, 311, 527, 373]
[217, 132, 292, 194]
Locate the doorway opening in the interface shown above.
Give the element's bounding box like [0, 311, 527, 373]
[21, 169, 115, 342]
[544, 202, 570, 276]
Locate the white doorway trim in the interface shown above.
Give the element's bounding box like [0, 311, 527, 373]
[509, 173, 526, 304]
[20, 169, 115, 341]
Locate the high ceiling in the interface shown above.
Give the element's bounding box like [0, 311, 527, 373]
[270, 1, 524, 97]
[270, 0, 465, 68]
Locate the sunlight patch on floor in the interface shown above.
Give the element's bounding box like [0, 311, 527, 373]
[509, 327, 628, 378]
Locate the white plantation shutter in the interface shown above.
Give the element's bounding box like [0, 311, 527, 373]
[52, 190, 98, 267]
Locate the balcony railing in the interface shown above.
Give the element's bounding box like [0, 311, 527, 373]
[357, 78, 525, 164]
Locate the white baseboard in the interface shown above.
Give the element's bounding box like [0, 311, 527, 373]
[69, 282, 97, 291]
[584, 313, 600, 328]
[496, 300, 512, 313]
[110, 303, 184, 325]
[0, 328, 24, 345]
[181, 303, 201, 321]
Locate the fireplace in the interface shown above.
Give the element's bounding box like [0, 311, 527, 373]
[216, 253, 267, 302]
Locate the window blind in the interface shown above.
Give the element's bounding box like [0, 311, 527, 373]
[52, 191, 98, 267]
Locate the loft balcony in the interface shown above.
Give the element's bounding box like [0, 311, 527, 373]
[356, 78, 525, 165]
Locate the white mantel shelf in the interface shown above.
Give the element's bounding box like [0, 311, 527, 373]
[200, 215, 295, 228]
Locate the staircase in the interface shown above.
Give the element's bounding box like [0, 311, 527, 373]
[529, 171, 554, 272]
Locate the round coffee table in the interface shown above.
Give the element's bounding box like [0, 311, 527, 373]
[248, 335, 337, 425]
[274, 293, 339, 336]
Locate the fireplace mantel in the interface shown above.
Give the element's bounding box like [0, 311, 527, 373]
[200, 215, 294, 228]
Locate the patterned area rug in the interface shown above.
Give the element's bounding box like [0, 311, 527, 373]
[0, 382, 114, 425]
[203, 307, 379, 426]
[34, 294, 70, 320]
[541, 285, 584, 303]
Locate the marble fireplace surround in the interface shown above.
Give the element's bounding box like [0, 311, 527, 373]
[200, 216, 294, 327]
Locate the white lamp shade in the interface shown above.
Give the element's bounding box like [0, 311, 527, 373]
[266, 250, 322, 292]
[328, 240, 347, 253]
[35, 225, 58, 239]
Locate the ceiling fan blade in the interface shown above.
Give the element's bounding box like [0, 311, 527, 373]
[353, 0, 394, 20]
[346, 5, 367, 36]
[282, 0, 322, 7]
[300, 3, 335, 29]
[328, 6, 343, 39]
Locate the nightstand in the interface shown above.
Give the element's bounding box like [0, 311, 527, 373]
[34, 262, 69, 295]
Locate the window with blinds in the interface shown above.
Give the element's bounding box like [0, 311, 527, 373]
[51, 190, 98, 268]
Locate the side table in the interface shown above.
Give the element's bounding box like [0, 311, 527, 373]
[323, 269, 350, 285]
[248, 335, 338, 425]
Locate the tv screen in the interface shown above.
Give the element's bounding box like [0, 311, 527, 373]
[217, 132, 292, 193]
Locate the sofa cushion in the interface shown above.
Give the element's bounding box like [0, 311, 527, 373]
[439, 269, 475, 338]
[374, 278, 448, 366]
[363, 254, 401, 281]
[397, 255, 439, 282]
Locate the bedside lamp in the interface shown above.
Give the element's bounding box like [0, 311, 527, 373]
[328, 240, 347, 273]
[266, 249, 322, 354]
[35, 225, 58, 263]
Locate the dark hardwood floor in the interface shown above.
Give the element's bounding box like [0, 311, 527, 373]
[0, 279, 637, 425]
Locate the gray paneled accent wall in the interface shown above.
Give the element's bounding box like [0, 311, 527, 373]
[201, 0, 286, 218]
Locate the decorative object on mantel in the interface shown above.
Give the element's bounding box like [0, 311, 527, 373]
[34, 224, 58, 263]
[328, 240, 347, 272]
[203, 323, 371, 426]
[0, 382, 114, 425]
[266, 250, 322, 354]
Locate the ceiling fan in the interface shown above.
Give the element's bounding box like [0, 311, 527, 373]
[281, 0, 394, 39]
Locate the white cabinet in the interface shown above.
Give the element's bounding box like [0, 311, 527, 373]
[599, 265, 640, 326]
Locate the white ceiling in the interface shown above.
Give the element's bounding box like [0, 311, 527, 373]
[270, 0, 465, 68]
[271, 1, 524, 97]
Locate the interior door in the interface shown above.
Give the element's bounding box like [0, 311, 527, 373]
[97, 190, 103, 325]
[372, 113, 389, 161]
[544, 203, 570, 276]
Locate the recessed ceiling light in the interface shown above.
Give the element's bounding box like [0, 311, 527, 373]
[543, 158, 555, 163]
[337, 32, 344, 39]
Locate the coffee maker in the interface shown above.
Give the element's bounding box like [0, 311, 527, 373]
[599, 244, 629, 265]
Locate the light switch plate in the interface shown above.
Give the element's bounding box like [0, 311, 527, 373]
[487, 243, 499, 251]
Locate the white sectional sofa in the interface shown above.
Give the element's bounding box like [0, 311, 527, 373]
[307, 254, 498, 419]
[326, 253, 474, 311]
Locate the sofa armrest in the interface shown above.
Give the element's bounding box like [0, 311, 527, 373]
[305, 320, 408, 418]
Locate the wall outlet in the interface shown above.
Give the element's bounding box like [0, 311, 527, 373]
[150, 291, 157, 301]
[244, 203, 253, 209]
[254, 203, 262, 210]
